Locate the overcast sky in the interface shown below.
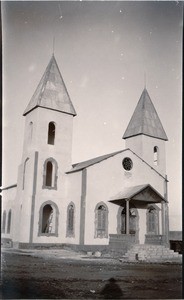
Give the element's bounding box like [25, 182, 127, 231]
[2, 1, 182, 230]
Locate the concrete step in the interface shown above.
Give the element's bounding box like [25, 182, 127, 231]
[124, 244, 182, 262]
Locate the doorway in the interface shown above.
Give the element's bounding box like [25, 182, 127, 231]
[117, 207, 139, 242]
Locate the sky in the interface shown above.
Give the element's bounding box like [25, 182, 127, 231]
[2, 1, 183, 230]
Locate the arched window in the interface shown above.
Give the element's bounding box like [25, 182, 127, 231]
[2, 211, 6, 233]
[147, 207, 159, 235]
[22, 158, 29, 189]
[154, 146, 159, 166]
[66, 203, 75, 237]
[95, 203, 108, 238]
[48, 122, 55, 145]
[43, 158, 58, 189]
[38, 201, 59, 236]
[7, 210, 12, 234]
[46, 161, 53, 186]
[42, 205, 53, 233]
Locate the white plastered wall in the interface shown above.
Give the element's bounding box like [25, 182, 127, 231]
[16, 107, 76, 244]
[125, 135, 166, 177]
[83, 149, 165, 245]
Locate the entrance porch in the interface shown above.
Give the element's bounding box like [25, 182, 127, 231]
[109, 184, 169, 254]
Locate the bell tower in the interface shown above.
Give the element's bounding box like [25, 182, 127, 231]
[123, 88, 168, 176]
[13, 55, 76, 247]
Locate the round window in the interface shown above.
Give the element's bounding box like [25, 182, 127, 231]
[122, 157, 133, 171]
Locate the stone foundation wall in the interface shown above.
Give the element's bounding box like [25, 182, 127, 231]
[109, 234, 136, 256]
[17, 242, 109, 253]
[145, 234, 166, 245]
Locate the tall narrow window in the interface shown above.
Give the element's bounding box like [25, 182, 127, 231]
[46, 161, 53, 186]
[48, 122, 55, 145]
[38, 201, 59, 236]
[43, 158, 58, 190]
[7, 210, 12, 234]
[2, 211, 6, 233]
[97, 206, 106, 236]
[95, 203, 108, 238]
[154, 146, 159, 165]
[23, 158, 29, 190]
[42, 205, 53, 233]
[67, 203, 75, 237]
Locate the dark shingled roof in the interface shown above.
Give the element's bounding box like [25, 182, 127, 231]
[123, 89, 168, 141]
[23, 55, 76, 116]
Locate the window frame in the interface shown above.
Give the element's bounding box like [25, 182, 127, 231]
[47, 122, 56, 145]
[122, 157, 133, 171]
[66, 202, 75, 238]
[38, 201, 59, 237]
[153, 146, 159, 166]
[42, 158, 58, 190]
[94, 202, 108, 238]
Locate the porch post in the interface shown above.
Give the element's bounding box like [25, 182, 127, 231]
[125, 199, 130, 234]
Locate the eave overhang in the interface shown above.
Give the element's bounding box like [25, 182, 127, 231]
[109, 184, 165, 208]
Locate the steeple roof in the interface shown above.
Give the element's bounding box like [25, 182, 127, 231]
[23, 55, 76, 116]
[123, 88, 168, 141]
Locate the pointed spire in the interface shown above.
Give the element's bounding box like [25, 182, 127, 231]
[23, 55, 76, 116]
[123, 88, 168, 141]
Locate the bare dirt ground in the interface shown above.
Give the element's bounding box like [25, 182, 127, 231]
[0, 249, 182, 299]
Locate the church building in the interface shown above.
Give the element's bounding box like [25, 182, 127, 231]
[2, 55, 171, 255]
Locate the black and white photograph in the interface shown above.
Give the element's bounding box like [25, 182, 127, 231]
[1, 1, 183, 299]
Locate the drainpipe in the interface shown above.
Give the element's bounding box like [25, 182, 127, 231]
[161, 201, 165, 241]
[79, 168, 87, 245]
[126, 199, 130, 234]
[164, 175, 169, 246]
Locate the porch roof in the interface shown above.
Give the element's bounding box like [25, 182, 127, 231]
[109, 184, 165, 207]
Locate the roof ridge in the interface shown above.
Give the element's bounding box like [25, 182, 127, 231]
[129, 149, 168, 181]
[37, 57, 53, 106]
[67, 148, 168, 181]
[72, 149, 125, 167]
